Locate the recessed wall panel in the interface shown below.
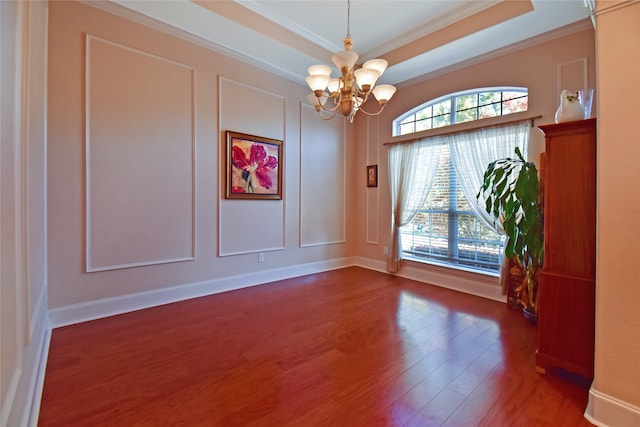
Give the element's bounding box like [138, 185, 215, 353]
[300, 104, 346, 247]
[85, 36, 195, 271]
[366, 116, 379, 244]
[219, 78, 285, 256]
[557, 57, 588, 94]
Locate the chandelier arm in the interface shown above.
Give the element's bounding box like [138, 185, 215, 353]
[318, 109, 339, 120]
[355, 82, 379, 99]
[353, 90, 371, 106]
[318, 98, 343, 113]
[353, 103, 389, 117]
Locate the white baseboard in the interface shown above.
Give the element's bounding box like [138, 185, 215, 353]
[49, 257, 357, 328]
[2, 298, 51, 427]
[27, 326, 51, 427]
[50, 256, 505, 329]
[354, 256, 505, 303]
[585, 386, 640, 427]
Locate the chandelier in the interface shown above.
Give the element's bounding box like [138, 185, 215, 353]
[306, 0, 396, 122]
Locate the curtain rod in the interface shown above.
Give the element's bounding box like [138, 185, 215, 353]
[383, 115, 543, 147]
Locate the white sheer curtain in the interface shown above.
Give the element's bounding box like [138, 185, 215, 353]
[387, 138, 443, 273]
[448, 119, 530, 232]
[448, 119, 530, 293]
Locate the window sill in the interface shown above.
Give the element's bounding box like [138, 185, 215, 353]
[403, 255, 500, 279]
[395, 255, 503, 302]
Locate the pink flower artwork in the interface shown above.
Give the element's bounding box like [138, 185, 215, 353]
[229, 138, 280, 196]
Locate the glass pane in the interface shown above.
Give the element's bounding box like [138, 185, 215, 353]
[479, 92, 500, 106]
[399, 122, 415, 135]
[425, 147, 450, 209]
[503, 96, 528, 114]
[458, 214, 477, 239]
[456, 94, 477, 111]
[479, 103, 500, 119]
[456, 189, 471, 211]
[428, 212, 448, 237]
[432, 113, 450, 128]
[433, 100, 451, 114]
[416, 106, 432, 120]
[456, 214, 503, 264]
[503, 91, 524, 101]
[426, 184, 448, 208]
[400, 114, 415, 124]
[456, 109, 477, 123]
[413, 212, 429, 231]
[415, 118, 432, 132]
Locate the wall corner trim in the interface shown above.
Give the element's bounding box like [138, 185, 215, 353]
[585, 386, 640, 427]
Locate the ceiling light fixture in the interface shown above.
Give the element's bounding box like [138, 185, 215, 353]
[306, 0, 396, 122]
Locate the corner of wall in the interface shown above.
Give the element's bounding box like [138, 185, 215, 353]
[3, 307, 51, 427]
[585, 387, 640, 427]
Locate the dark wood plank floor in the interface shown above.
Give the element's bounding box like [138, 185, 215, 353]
[38, 267, 592, 426]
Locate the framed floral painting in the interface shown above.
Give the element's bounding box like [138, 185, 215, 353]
[225, 131, 282, 200]
[367, 165, 378, 187]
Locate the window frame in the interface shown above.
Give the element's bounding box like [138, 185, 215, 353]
[393, 86, 528, 137]
[392, 86, 528, 274]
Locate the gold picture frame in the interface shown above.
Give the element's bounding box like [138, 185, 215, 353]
[225, 131, 283, 200]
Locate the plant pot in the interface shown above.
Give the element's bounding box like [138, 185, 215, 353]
[522, 307, 538, 325]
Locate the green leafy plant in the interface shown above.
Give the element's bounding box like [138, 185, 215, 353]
[477, 147, 544, 314]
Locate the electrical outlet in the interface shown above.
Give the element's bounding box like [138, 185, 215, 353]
[383, 246, 389, 255]
[258, 252, 265, 262]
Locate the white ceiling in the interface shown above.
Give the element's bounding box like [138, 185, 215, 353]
[99, 0, 593, 87]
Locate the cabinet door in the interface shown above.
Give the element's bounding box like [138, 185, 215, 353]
[536, 119, 596, 379]
[543, 120, 596, 277]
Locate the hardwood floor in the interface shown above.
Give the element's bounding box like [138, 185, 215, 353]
[38, 267, 592, 426]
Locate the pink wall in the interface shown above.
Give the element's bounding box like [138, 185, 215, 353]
[587, 0, 640, 424]
[47, 1, 353, 315]
[353, 25, 597, 279]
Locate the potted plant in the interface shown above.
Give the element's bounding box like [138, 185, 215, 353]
[477, 147, 544, 317]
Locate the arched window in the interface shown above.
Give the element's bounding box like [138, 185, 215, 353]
[390, 87, 529, 273]
[393, 87, 528, 136]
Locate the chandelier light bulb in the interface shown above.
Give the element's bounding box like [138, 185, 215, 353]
[307, 64, 332, 76]
[363, 58, 388, 75]
[332, 48, 359, 72]
[327, 78, 343, 95]
[354, 68, 381, 92]
[306, 74, 330, 95]
[372, 84, 397, 104]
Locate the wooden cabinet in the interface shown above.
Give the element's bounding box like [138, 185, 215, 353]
[536, 118, 596, 379]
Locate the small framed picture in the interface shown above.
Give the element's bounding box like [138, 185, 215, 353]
[225, 131, 283, 200]
[367, 165, 378, 187]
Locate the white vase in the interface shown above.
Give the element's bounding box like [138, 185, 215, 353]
[555, 90, 584, 123]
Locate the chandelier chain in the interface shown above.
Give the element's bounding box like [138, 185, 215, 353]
[346, 0, 351, 38]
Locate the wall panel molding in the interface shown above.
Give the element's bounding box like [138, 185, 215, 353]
[299, 103, 346, 247]
[366, 115, 380, 245]
[84, 35, 196, 272]
[556, 56, 588, 95]
[218, 77, 287, 256]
